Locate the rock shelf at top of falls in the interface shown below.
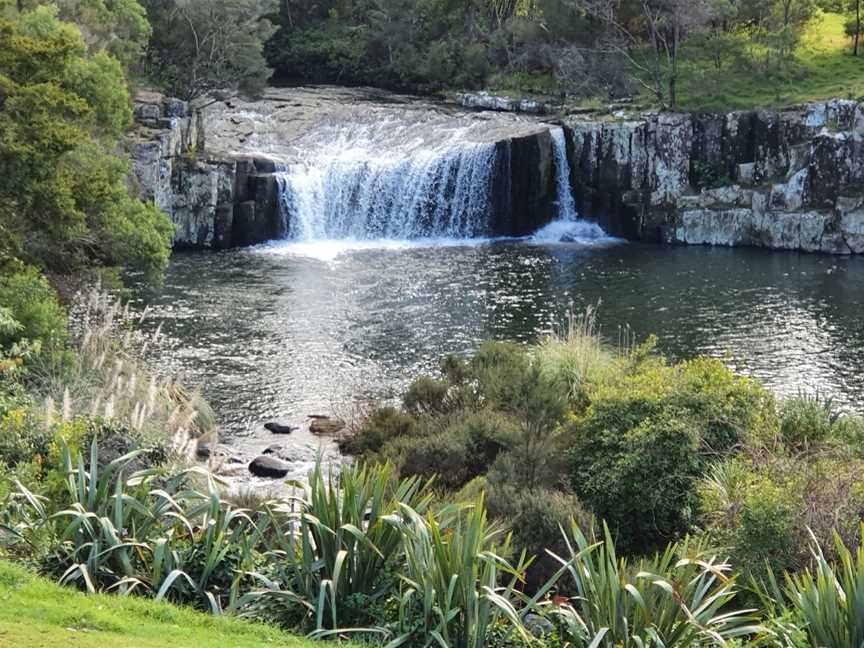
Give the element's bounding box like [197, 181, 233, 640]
[202, 86, 553, 161]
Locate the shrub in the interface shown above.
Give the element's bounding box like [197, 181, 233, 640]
[570, 403, 701, 552]
[402, 376, 451, 415]
[779, 394, 836, 449]
[675, 356, 778, 451]
[486, 486, 593, 591]
[394, 429, 472, 489]
[699, 451, 864, 579]
[736, 478, 798, 575]
[339, 406, 415, 455]
[0, 268, 66, 354]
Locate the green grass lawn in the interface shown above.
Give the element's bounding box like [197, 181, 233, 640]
[678, 12, 864, 110]
[0, 560, 316, 648]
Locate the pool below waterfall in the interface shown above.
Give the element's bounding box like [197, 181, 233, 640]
[136, 239, 864, 461]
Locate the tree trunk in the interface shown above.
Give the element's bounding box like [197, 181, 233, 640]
[855, 0, 861, 57]
[669, 23, 679, 108]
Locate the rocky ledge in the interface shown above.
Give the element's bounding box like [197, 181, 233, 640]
[128, 88, 864, 255]
[128, 87, 564, 247]
[567, 99, 864, 254]
[127, 92, 283, 248]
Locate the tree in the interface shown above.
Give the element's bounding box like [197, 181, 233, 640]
[570, 0, 719, 107]
[141, 0, 278, 101]
[0, 6, 173, 279]
[13, 0, 152, 69]
[846, 0, 862, 56]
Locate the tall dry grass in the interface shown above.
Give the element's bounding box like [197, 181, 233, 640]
[32, 286, 217, 460]
[535, 303, 620, 405]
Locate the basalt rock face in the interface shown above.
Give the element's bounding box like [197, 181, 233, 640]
[490, 129, 558, 236]
[565, 99, 864, 254]
[128, 92, 282, 249]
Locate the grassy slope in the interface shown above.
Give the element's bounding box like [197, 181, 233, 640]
[0, 561, 314, 648]
[678, 12, 864, 110]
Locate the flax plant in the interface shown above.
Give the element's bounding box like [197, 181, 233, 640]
[544, 522, 763, 647]
[784, 528, 864, 648]
[382, 496, 532, 648]
[257, 461, 433, 632]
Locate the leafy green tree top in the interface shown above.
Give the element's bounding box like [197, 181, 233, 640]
[0, 5, 172, 280]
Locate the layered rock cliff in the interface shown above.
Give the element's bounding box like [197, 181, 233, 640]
[128, 93, 281, 249]
[566, 99, 864, 254]
[128, 88, 560, 246]
[128, 89, 864, 255]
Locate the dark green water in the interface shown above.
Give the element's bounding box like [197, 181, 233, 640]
[137, 239, 864, 445]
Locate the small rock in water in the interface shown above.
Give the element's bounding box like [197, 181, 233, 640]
[196, 442, 238, 462]
[265, 422, 297, 434]
[308, 416, 346, 435]
[262, 444, 284, 456]
[249, 455, 290, 478]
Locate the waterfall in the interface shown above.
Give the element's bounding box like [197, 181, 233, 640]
[531, 126, 610, 243]
[551, 127, 577, 221]
[275, 134, 497, 241]
[271, 120, 611, 245]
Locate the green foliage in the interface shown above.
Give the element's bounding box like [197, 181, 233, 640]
[141, 0, 277, 100]
[339, 406, 415, 455]
[778, 394, 836, 448]
[545, 523, 763, 647]
[571, 407, 701, 553]
[385, 496, 533, 648]
[0, 6, 173, 279]
[23, 0, 153, 69]
[0, 267, 67, 352]
[783, 529, 864, 648]
[255, 461, 433, 631]
[699, 432, 864, 581]
[403, 376, 451, 415]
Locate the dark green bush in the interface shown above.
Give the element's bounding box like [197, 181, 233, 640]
[394, 429, 472, 489]
[0, 267, 66, 353]
[339, 406, 415, 455]
[402, 376, 451, 415]
[487, 484, 593, 590]
[571, 400, 702, 552]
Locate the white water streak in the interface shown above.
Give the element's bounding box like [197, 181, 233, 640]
[275, 125, 497, 240]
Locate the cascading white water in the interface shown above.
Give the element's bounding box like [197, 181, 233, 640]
[274, 123, 497, 241]
[531, 127, 609, 243]
[262, 114, 612, 246]
[551, 127, 578, 221]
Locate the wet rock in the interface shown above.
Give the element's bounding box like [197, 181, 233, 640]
[308, 416, 346, 435]
[249, 455, 290, 478]
[262, 444, 284, 456]
[523, 614, 554, 638]
[264, 422, 297, 435]
[196, 442, 241, 463]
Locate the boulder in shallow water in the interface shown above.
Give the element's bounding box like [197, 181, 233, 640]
[262, 444, 284, 456]
[265, 421, 297, 434]
[308, 416, 346, 435]
[249, 455, 290, 478]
